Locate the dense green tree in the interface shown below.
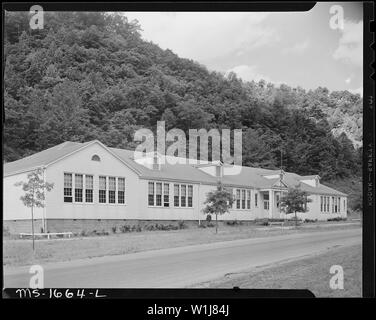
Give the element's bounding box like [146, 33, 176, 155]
[202, 182, 234, 233]
[3, 11, 362, 204]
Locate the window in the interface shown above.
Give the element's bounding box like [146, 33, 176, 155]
[332, 196, 335, 213]
[255, 193, 258, 207]
[263, 193, 269, 210]
[174, 184, 180, 207]
[327, 196, 330, 212]
[156, 182, 162, 206]
[236, 189, 241, 209]
[148, 182, 154, 206]
[164, 183, 170, 207]
[64, 173, 73, 202]
[188, 185, 193, 207]
[247, 190, 251, 209]
[74, 174, 83, 202]
[180, 185, 187, 207]
[91, 154, 100, 161]
[241, 190, 246, 209]
[109, 177, 116, 204]
[338, 197, 340, 212]
[169, 184, 193, 207]
[99, 176, 106, 203]
[320, 196, 323, 212]
[276, 194, 280, 208]
[85, 175, 93, 203]
[148, 182, 172, 207]
[118, 178, 125, 204]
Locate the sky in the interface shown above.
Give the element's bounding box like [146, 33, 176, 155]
[124, 2, 363, 94]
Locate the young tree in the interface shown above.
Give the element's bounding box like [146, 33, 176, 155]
[279, 186, 312, 227]
[15, 168, 54, 251]
[202, 182, 234, 233]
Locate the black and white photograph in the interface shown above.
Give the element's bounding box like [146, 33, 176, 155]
[2, 2, 374, 301]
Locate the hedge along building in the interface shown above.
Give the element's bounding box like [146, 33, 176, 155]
[3, 140, 348, 234]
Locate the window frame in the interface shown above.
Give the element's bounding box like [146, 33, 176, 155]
[170, 183, 194, 208]
[148, 181, 176, 208]
[241, 189, 246, 209]
[99, 175, 107, 204]
[148, 182, 155, 206]
[180, 184, 187, 207]
[164, 183, 170, 207]
[74, 174, 83, 203]
[188, 185, 193, 208]
[118, 177, 126, 205]
[263, 193, 270, 211]
[174, 184, 180, 207]
[108, 176, 117, 204]
[64, 173, 73, 203]
[85, 175, 94, 203]
[246, 190, 251, 209]
[236, 189, 241, 209]
[156, 182, 163, 207]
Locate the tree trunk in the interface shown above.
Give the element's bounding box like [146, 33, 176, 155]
[31, 206, 35, 251]
[216, 213, 218, 234]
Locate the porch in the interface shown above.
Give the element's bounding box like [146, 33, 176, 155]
[260, 188, 288, 219]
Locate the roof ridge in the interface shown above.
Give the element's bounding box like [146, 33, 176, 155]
[4, 141, 79, 165]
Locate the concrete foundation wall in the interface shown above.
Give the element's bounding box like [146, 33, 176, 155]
[4, 219, 44, 234]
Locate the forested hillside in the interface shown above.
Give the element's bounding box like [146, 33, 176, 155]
[4, 12, 362, 209]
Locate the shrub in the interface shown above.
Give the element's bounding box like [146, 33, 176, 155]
[327, 217, 347, 222]
[80, 230, 87, 237]
[178, 220, 187, 229]
[120, 225, 131, 233]
[111, 226, 117, 233]
[145, 224, 155, 231]
[225, 220, 242, 226]
[304, 219, 318, 223]
[255, 219, 269, 226]
[206, 214, 212, 223]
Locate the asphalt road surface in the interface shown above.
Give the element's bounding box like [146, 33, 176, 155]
[4, 228, 361, 288]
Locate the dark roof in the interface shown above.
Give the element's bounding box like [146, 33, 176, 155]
[3, 141, 346, 196]
[3, 142, 90, 175]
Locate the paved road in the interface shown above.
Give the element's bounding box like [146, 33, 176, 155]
[4, 228, 361, 288]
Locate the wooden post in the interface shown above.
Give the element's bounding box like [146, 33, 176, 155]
[31, 206, 35, 251]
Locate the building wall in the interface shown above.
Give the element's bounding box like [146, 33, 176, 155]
[138, 180, 267, 222]
[44, 143, 141, 226]
[4, 142, 348, 234]
[3, 172, 44, 221]
[291, 194, 347, 221]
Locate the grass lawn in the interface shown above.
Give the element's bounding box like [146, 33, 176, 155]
[3, 222, 360, 269]
[194, 244, 362, 297]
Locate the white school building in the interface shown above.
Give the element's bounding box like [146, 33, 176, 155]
[3, 140, 347, 234]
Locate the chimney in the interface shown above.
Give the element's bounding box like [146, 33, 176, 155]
[215, 165, 223, 178]
[152, 153, 161, 170]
